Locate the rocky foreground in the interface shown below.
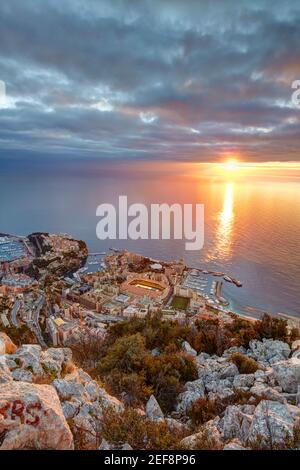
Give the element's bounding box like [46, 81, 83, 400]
[1, 331, 300, 450]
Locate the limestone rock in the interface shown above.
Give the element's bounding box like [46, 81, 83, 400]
[297, 385, 300, 406]
[248, 339, 290, 366]
[0, 333, 17, 355]
[98, 387, 124, 412]
[196, 352, 210, 365]
[218, 405, 253, 443]
[233, 374, 255, 389]
[247, 400, 295, 448]
[292, 349, 300, 359]
[151, 347, 160, 357]
[40, 348, 64, 376]
[53, 378, 89, 402]
[176, 379, 205, 413]
[198, 358, 238, 382]
[99, 438, 111, 450]
[146, 395, 164, 422]
[165, 417, 187, 432]
[10, 344, 43, 376]
[11, 368, 33, 383]
[122, 442, 133, 450]
[182, 341, 197, 357]
[291, 340, 300, 351]
[61, 399, 81, 420]
[180, 420, 223, 450]
[222, 346, 247, 358]
[0, 381, 73, 449]
[223, 439, 248, 450]
[0, 356, 13, 384]
[250, 384, 286, 404]
[272, 358, 300, 393]
[72, 405, 101, 448]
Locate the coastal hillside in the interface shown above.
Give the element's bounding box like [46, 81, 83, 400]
[1, 313, 300, 450]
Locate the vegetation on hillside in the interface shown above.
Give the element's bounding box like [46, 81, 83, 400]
[70, 312, 299, 414]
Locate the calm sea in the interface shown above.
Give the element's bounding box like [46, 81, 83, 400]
[1, 158, 300, 318]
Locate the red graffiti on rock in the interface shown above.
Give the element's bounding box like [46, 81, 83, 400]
[0, 400, 45, 427]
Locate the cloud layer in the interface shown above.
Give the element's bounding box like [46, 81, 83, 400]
[0, 0, 300, 162]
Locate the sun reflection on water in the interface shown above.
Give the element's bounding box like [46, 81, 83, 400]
[206, 181, 235, 262]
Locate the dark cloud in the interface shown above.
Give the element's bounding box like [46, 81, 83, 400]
[0, 0, 300, 162]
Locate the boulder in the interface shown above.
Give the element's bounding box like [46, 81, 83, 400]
[206, 378, 235, 401]
[122, 442, 133, 450]
[248, 339, 290, 366]
[272, 358, 300, 393]
[196, 352, 210, 365]
[180, 419, 223, 450]
[182, 341, 197, 357]
[11, 344, 43, 376]
[218, 405, 253, 443]
[85, 380, 101, 402]
[233, 374, 255, 389]
[0, 339, 5, 356]
[146, 395, 164, 422]
[11, 368, 33, 383]
[72, 404, 101, 448]
[176, 379, 205, 413]
[39, 347, 73, 379]
[165, 417, 187, 432]
[247, 400, 295, 448]
[40, 349, 64, 377]
[222, 346, 247, 358]
[0, 356, 13, 384]
[292, 349, 300, 359]
[250, 384, 287, 404]
[54, 367, 124, 449]
[219, 363, 239, 379]
[151, 347, 160, 357]
[0, 381, 73, 449]
[254, 369, 267, 382]
[198, 358, 238, 382]
[223, 439, 248, 450]
[61, 399, 81, 420]
[297, 385, 300, 406]
[99, 438, 111, 450]
[98, 388, 124, 413]
[0, 333, 17, 355]
[53, 378, 89, 402]
[291, 340, 300, 351]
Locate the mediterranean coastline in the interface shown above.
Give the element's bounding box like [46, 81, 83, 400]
[1, 231, 299, 351]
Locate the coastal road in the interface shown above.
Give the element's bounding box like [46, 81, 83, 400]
[11, 299, 21, 328]
[31, 294, 47, 348]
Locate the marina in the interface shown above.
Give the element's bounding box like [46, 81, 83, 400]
[0, 235, 31, 262]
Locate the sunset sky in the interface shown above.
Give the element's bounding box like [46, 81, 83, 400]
[0, 0, 300, 162]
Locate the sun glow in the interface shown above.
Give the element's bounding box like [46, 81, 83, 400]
[223, 158, 239, 171]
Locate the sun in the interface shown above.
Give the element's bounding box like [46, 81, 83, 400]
[223, 158, 239, 171]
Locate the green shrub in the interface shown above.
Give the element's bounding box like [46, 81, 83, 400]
[96, 333, 148, 375]
[95, 321, 198, 413]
